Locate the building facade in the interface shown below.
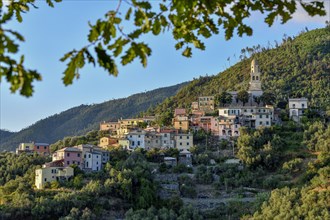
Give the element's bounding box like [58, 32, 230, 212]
[35, 166, 74, 189]
[198, 96, 215, 113]
[174, 133, 193, 151]
[52, 147, 83, 168]
[34, 143, 50, 156]
[289, 98, 308, 122]
[16, 142, 34, 155]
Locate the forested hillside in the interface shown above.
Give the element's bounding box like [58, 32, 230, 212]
[0, 83, 186, 151]
[152, 28, 330, 118]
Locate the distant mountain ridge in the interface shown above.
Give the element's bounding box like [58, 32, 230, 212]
[0, 83, 187, 151]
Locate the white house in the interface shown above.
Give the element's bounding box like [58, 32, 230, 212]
[126, 131, 146, 150]
[84, 151, 102, 171]
[289, 98, 308, 122]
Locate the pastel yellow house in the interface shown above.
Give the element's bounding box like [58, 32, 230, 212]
[16, 142, 34, 155]
[100, 121, 120, 131]
[99, 137, 118, 147]
[174, 133, 193, 151]
[35, 166, 74, 189]
[118, 139, 130, 150]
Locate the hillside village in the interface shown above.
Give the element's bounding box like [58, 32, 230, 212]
[2, 28, 329, 217]
[15, 59, 310, 191]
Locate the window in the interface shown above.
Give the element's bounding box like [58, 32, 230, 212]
[164, 134, 167, 137]
[138, 135, 141, 138]
[77, 153, 80, 157]
[137, 141, 140, 145]
[266, 121, 269, 125]
[224, 110, 227, 114]
[97, 156, 99, 158]
[266, 115, 269, 118]
[263, 109, 266, 112]
[156, 140, 158, 143]
[256, 76, 259, 80]
[252, 76, 255, 80]
[67, 161, 70, 165]
[78, 162, 80, 165]
[302, 103, 305, 108]
[187, 136, 189, 139]
[259, 115, 262, 118]
[259, 122, 262, 125]
[251, 109, 254, 112]
[244, 109, 247, 112]
[37, 146, 40, 149]
[293, 104, 296, 108]
[132, 141, 135, 146]
[44, 178, 47, 182]
[89, 154, 91, 158]
[180, 136, 182, 139]
[67, 153, 70, 157]
[44, 146, 47, 149]
[187, 142, 189, 145]
[84, 155, 86, 158]
[180, 142, 182, 146]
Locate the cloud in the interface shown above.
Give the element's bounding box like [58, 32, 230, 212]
[291, 1, 330, 24]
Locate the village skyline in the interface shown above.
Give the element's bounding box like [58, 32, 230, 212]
[1, 1, 329, 132]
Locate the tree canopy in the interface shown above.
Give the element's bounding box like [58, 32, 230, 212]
[0, 0, 327, 96]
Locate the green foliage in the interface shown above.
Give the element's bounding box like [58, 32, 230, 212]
[282, 158, 303, 174]
[216, 91, 233, 107]
[303, 121, 329, 152]
[195, 165, 213, 184]
[237, 90, 249, 106]
[252, 187, 330, 220]
[178, 175, 196, 198]
[125, 205, 202, 220]
[0, 152, 49, 185]
[237, 127, 285, 170]
[260, 92, 276, 105]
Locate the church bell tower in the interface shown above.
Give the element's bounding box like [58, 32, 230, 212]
[249, 59, 262, 91]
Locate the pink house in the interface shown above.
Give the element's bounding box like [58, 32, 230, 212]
[52, 147, 83, 168]
[198, 116, 213, 132]
[210, 117, 219, 136]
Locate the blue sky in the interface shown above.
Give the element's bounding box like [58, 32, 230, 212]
[1, 1, 329, 132]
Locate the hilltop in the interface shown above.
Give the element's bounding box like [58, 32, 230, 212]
[152, 27, 330, 117]
[0, 83, 187, 151]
